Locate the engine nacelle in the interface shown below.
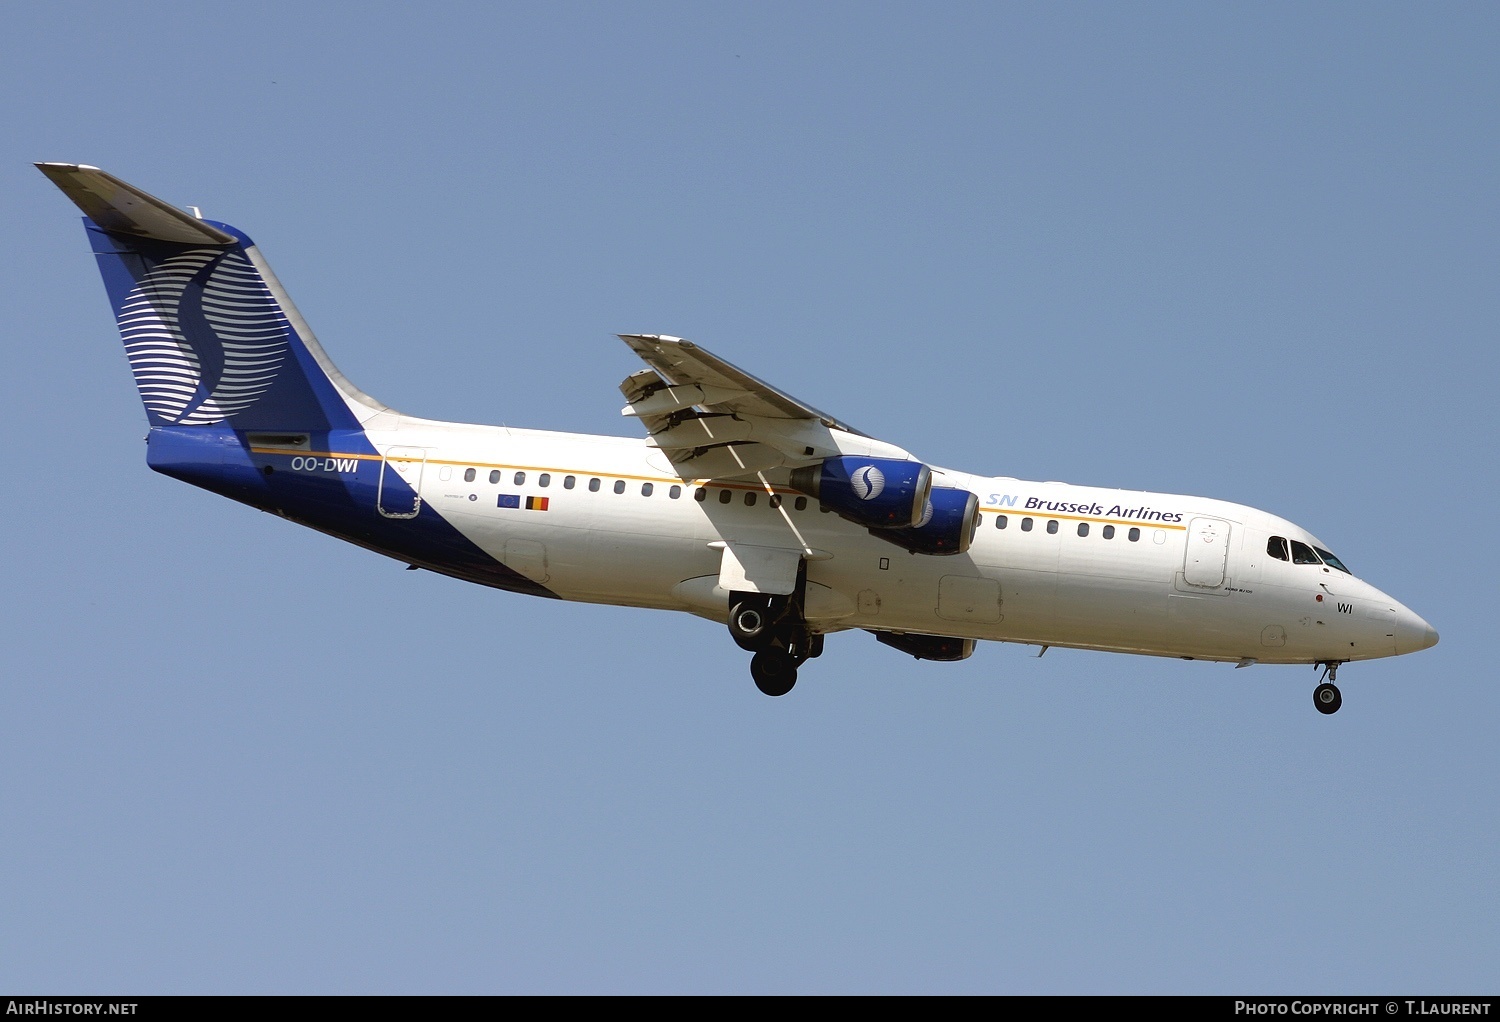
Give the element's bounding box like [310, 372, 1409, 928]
[868, 486, 980, 555]
[788, 456, 932, 529]
[871, 630, 976, 661]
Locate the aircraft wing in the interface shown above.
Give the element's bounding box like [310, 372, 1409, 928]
[618, 334, 911, 481]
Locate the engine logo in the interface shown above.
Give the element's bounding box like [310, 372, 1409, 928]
[850, 464, 885, 501]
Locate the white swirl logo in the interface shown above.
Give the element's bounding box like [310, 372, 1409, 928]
[117, 248, 289, 425]
[914, 499, 934, 528]
[850, 465, 885, 501]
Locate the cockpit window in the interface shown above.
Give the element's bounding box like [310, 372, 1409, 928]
[1289, 540, 1322, 565]
[1267, 536, 1289, 561]
[1314, 546, 1352, 574]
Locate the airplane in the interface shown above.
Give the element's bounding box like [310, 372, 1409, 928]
[37, 163, 1438, 712]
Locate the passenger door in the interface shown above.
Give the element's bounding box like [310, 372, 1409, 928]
[1182, 516, 1230, 588]
[377, 446, 426, 519]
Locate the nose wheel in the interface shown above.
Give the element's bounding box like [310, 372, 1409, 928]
[1313, 661, 1344, 715]
[1313, 682, 1342, 714]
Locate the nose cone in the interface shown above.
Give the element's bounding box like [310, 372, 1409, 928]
[1395, 608, 1439, 655]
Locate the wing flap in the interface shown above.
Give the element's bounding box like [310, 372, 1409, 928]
[616, 333, 916, 482]
[619, 334, 865, 435]
[671, 442, 788, 480]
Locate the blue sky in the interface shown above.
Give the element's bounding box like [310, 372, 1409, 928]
[3, 2, 1495, 994]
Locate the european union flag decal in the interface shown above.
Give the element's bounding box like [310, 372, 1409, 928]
[498, 494, 550, 511]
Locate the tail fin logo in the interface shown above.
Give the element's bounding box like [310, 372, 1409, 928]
[119, 248, 289, 425]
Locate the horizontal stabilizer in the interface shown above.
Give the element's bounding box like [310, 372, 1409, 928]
[36, 163, 235, 245]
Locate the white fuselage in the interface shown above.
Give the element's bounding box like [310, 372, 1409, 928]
[353, 418, 1430, 666]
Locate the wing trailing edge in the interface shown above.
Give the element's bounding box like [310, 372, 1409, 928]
[617, 333, 914, 482]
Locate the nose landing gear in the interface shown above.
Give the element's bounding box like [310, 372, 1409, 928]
[1313, 661, 1344, 715]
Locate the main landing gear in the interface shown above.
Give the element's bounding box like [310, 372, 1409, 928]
[730, 587, 823, 697]
[1313, 661, 1344, 715]
[750, 648, 798, 697]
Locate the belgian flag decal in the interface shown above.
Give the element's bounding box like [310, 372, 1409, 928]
[498, 494, 550, 511]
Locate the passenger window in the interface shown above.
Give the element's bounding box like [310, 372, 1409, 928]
[1268, 536, 1289, 561]
[1290, 540, 1322, 565]
[1021, 517, 1033, 532]
[794, 496, 808, 511]
[539, 473, 551, 487]
[744, 491, 756, 506]
[719, 489, 732, 504]
[996, 515, 1008, 530]
[514, 472, 526, 486]
[769, 494, 782, 509]
[1102, 525, 1114, 539]
[1046, 520, 1059, 535]
[641, 482, 653, 496]
[613, 480, 626, 494]
[669, 485, 681, 499]
[1077, 522, 1089, 537]
[588, 478, 600, 492]
[488, 470, 501, 484]
[463, 468, 476, 483]
[564, 475, 576, 489]
[1128, 527, 1140, 542]
[694, 487, 707, 502]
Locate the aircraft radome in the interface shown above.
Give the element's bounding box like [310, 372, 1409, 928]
[37, 163, 1438, 712]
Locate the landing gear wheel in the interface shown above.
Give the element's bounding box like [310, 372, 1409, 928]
[729, 596, 784, 652]
[1313, 682, 1342, 715]
[751, 650, 798, 697]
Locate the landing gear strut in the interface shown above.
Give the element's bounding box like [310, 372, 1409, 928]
[1313, 661, 1344, 715]
[729, 564, 821, 696]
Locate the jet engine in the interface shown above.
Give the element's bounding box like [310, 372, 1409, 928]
[871, 631, 976, 661]
[788, 456, 932, 529]
[868, 486, 980, 555]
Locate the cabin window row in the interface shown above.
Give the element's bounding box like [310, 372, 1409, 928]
[993, 514, 1142, 542]
[458, 467, 687, 499]
[696, 488, 810, 510]
[453, 470, 819, 510]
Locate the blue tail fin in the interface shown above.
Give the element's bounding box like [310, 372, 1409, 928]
[37, 163, 383, 433]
